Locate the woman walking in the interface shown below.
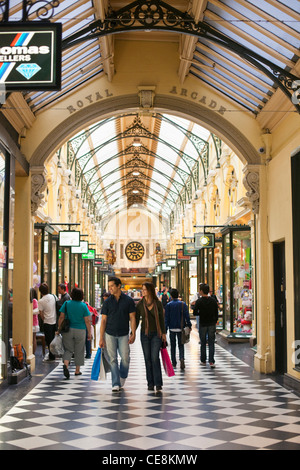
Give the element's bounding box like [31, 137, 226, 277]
[58, 287, 91, 379]
[136, 282, 166, 392]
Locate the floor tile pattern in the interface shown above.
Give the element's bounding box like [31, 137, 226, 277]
[0, 331, 300, 450]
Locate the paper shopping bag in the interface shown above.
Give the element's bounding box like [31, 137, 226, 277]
[99, 351, 107, 381]
[160, 347, 175, 377]
[91, 347, 101, 380]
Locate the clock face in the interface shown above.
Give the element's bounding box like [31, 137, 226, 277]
[125, 241, 145, 261]
[200, 235, 210, 246]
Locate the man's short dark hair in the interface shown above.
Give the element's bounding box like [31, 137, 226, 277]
[170, 288, 179, 299]
[58, 283, 66, 291]
[200, 283, 209, 295]
[71, 287, 84, 301]
[108, 276, 122, 287]
[39, 282, 49, 296]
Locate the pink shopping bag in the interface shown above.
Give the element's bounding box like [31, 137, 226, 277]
[160, 347, 175, 377]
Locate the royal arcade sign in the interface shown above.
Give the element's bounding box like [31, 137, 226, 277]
[0, 22, 61, 91]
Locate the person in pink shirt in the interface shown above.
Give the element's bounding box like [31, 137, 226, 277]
[30, 287, 39, 354]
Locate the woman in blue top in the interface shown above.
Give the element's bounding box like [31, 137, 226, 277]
[58, 287, 91, 379]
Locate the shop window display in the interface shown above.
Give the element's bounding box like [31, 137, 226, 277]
[232, 231, 252, 335]
[0, 152, 5, 380]
[223, 227, 252, 337]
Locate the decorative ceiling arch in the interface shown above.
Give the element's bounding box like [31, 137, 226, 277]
[66, 112, 201, 218]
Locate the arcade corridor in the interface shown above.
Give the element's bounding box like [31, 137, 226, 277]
[1, 329, 300, 451]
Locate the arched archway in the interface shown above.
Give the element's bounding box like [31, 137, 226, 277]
[30, 94, 260, 168]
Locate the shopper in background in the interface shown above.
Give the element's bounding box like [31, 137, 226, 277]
[56, 283, 71, 320]
[165, 288, 192, 370]
[193, 283, 218, 368]
[30, 287, 39, 355]
[58, 287, 91, 379]
[38, 283, 58, 362]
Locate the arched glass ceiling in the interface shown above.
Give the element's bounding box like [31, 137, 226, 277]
[66, 113, 211, 220]
[191, 0, 300, 114]
[6, 1, 298, 116]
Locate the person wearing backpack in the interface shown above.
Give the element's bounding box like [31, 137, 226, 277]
[38, 283, 58, 362]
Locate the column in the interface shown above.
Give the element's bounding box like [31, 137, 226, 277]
[243, 164, 273, 373]
[13, 175, 35, 370]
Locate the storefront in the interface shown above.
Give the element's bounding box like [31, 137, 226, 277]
[222, 226, 253, 339]
[33, 225, 106, 310]
[0, 146, 15, 383]
[196, 239, 223, 327]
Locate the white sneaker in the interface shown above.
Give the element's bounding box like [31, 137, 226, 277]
[120, 377, 126, 388]
[112, 385, 120, 392]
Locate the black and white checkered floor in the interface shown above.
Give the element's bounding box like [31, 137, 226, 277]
[1, 331, 300, 451]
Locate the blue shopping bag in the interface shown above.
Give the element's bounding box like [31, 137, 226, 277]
[91, 347, 101, 381]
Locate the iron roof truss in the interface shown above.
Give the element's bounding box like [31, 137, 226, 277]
[60, 0, 300, 113]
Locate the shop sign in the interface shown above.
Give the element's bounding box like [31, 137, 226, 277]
[176, 249, 191, 261]
[194, 233, 215, 249]
[71, 240, 89, 254]
[0, 22, 61, 91]
[161, 262, 171, 271]
[167, 259, 177, 268]
[82, 249, 95, 260]
[59, 231, 80, 247]
[183, 243, 199, 257]
[93, 258, 104, 266]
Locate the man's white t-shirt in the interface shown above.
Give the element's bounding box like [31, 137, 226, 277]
[38, 294, 57, 325]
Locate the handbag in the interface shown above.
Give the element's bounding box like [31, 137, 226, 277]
[181, 302, 190, 345]
[59, 302, 70, 333]
[160, 344, 175, 377]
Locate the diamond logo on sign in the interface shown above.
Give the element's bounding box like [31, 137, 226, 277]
[16, 63, 41, 80]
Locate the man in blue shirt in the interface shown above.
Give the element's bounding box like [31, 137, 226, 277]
[165, 288, 192, 370]
[99, 277, 136, 391]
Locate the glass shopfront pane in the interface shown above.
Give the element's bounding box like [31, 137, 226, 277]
[224, 233, 231, 331]
[207, 248, 213, 289]
[63, 248, 70, 293]
[43, 232, 49, 285]
[0, 152, 5, 380]
[214, 241, 223, 328]
[74, 254, 79, 287]
[33, 229, 42, 290]
[51, 239, 57, 294]
[232, 230, 252, 335]
[214, 242, 223, 302]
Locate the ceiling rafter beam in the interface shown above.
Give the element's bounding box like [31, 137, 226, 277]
[61, 0, 300, 113]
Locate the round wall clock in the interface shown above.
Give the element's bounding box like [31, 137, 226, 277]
[125, 241, 145, 261]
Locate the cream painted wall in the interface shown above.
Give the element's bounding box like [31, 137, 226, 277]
[21, 41, 264, 167]
[267, 127, 300, 380]
[102, 207, 168, 270]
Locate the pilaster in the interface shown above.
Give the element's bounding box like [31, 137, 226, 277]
[13, 175, 35, 370]
[243, 164, 273, 373]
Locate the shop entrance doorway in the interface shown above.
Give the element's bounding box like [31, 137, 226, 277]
[273, 241, 287, 374]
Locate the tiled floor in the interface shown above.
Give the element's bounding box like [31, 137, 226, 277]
[0, 329, 300, 450]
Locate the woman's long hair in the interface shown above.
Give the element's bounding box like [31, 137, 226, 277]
[142, 282, 158, 304]
[142, 282, 161, 336]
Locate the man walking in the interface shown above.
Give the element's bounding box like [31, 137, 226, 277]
[99, 277, 136, 391]
[194, 283, 218, 368]
[56, 283, 71, 320]
[165, 288, 192, 370]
